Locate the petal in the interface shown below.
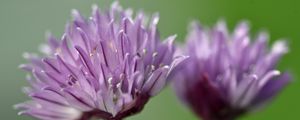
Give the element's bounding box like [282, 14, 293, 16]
[142, 66, 169, 96]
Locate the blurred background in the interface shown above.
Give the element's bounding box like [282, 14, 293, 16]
[0, 0, 299, 119]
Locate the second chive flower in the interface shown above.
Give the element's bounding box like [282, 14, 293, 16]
[172, 21, 291, 120]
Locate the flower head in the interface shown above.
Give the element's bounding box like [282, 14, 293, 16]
[173, 21, 291, 120]
[15, 2, 185, 120]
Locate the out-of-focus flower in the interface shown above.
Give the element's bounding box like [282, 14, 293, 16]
[15, 2, 186, 120]
[172, 21, 291, 120]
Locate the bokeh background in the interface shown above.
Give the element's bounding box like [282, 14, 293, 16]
[0, 0, 299, 119]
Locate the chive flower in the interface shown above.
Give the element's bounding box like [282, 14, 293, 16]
[15, 2, 185, 120]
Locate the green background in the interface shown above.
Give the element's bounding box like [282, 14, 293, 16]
[0, 0, 299, 119]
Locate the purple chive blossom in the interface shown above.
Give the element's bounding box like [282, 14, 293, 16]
[15, 2, 186, 120]
[172, 21, 291, 120]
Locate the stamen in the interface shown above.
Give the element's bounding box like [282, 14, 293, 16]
[108, 77, 113, 85]
[116, 82, 121, 89]
[163, 65, 170, 69]
[151, 65, 155, 71]
[67, 75, 78, 86]
[143, 49, 147, 54]
[55, 48, 61, 55]
[69, 75, 77, 83]
[113, 94, 118, 103]
[152, 52, 158, 57]
[159, 63, 164, 68]
[89, 46, 97, 57]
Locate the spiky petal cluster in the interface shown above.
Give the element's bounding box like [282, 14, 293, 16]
[173, 21, 290, 120]
[15, 2, 185, 120]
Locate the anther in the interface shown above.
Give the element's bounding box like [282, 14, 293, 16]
[152, 52, 158, 57]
